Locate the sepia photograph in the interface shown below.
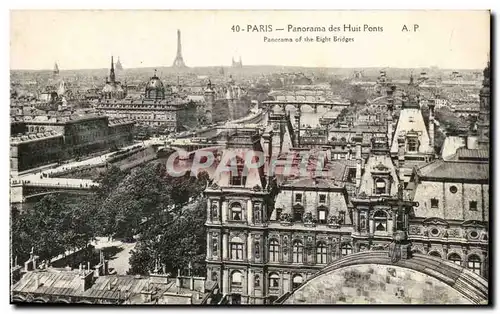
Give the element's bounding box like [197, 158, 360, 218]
[8, 9, 491, 305]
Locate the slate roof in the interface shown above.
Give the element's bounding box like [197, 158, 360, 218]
[417, 159, 489, 181]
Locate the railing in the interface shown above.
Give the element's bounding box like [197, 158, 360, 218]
[23, 181, 99, 189]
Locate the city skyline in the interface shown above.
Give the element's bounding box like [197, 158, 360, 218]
[11, 10, 490, 70]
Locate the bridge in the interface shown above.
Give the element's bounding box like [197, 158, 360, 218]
[262, 100, 349, 114]
[11, 179, 98, 203]
[277, 251, 488, 305]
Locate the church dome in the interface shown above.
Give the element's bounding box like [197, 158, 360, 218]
[146, 75, 164, 91]
[144, 71, 166, 100]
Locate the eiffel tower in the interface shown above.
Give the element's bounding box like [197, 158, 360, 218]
[172, 29, 187, 68]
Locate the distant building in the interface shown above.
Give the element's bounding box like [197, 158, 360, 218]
[10, 113, 134, 174]
[115, 57, 124, 71]
[95, 69, 195, 133]
[53, 62, 59, 76]
[232, 57, 243, 68]
[102, 56, 126, 100]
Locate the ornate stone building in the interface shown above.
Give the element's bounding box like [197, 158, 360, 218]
[202, 62, 490, 304]
[95, 70, 193, 132]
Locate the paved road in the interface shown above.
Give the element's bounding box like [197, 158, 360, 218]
[14, 138, 164, 187]
[92, 237, 137, 275]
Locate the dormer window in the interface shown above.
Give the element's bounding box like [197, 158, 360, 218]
[375, 178, 387, 194]
[319, 194, 326, 204]
[407, 137, 419, 152]
[230, 174, 246, 186]
[295, 193, 303, 203]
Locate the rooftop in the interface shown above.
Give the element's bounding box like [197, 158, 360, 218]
[417, 159, 489, 181]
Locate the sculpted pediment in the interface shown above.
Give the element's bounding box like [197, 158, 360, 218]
[461, 220, 485, 229]
[422, 217, 449, 226]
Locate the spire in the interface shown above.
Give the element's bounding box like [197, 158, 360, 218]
[109, 56, 116, 83]
[53, 62, 59, 75]
[116, 56, 123, 71]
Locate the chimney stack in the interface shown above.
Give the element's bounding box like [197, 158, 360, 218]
[80, 270, 94, 292]
[354, 134, 362, 189]
[428, 100, 435, 153]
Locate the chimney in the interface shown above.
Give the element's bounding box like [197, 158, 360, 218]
[190, 276, 195, 291]
[200, 278, 206, 293]
[428, 101, 435, 153]
[176, 269, 181, 292]
[354, 135, 362, 189]
[397, 136, 405, 168]
[387, 98, 394, 145]
[80, 270, 94, 292]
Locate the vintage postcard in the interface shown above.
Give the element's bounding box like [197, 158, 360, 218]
[9, 10, 490, 305]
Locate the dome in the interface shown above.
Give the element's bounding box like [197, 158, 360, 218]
[144, 71, 166, 100]
[146, 75, 164, 91]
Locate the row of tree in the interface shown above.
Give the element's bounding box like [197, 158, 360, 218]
[11, 161, 209, 276]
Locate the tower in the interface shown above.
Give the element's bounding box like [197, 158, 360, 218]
[53, 62, 59, 76]
[115, 57, 123, 71]
[203, 79, 215, 124]
[109, 56, 116, 83]
[172, 29, 187, 68]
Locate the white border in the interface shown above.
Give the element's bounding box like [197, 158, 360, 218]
[2, 1, 498, 314]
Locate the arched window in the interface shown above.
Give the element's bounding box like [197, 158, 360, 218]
[231, 271, 242, 286]
[269, 273, 280, 288]
[374, 211, 388, 232]
[292, 240, 304, 263]
[211, 201, 219, 220]
[254, 274, 261, 287]
[230, 237, 244, 260]
[316, 242, 328, 264]
[468, 254, 482, 275]
[448, 253, 462, 266]
[230, 203, 242, 221]
[375, 178, 387, 194]
[269, 239, 280, 262]
[429, 251, 442, 258]
[341, 243, 352, 256]
[292, 274, 303, 289]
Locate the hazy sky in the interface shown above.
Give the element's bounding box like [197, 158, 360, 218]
[10, 10, 490, 70]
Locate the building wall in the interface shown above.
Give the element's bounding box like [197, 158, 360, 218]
[273, 189, 349, 222]
[205, 185, 354, 304]
[12, 136, 65, 172]
[11, 117, 134, 172]
[412, 180, 488, 221]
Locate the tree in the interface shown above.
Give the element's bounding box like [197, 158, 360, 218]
[11, 194, 96, 263]
[128, 197, 207, 276]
